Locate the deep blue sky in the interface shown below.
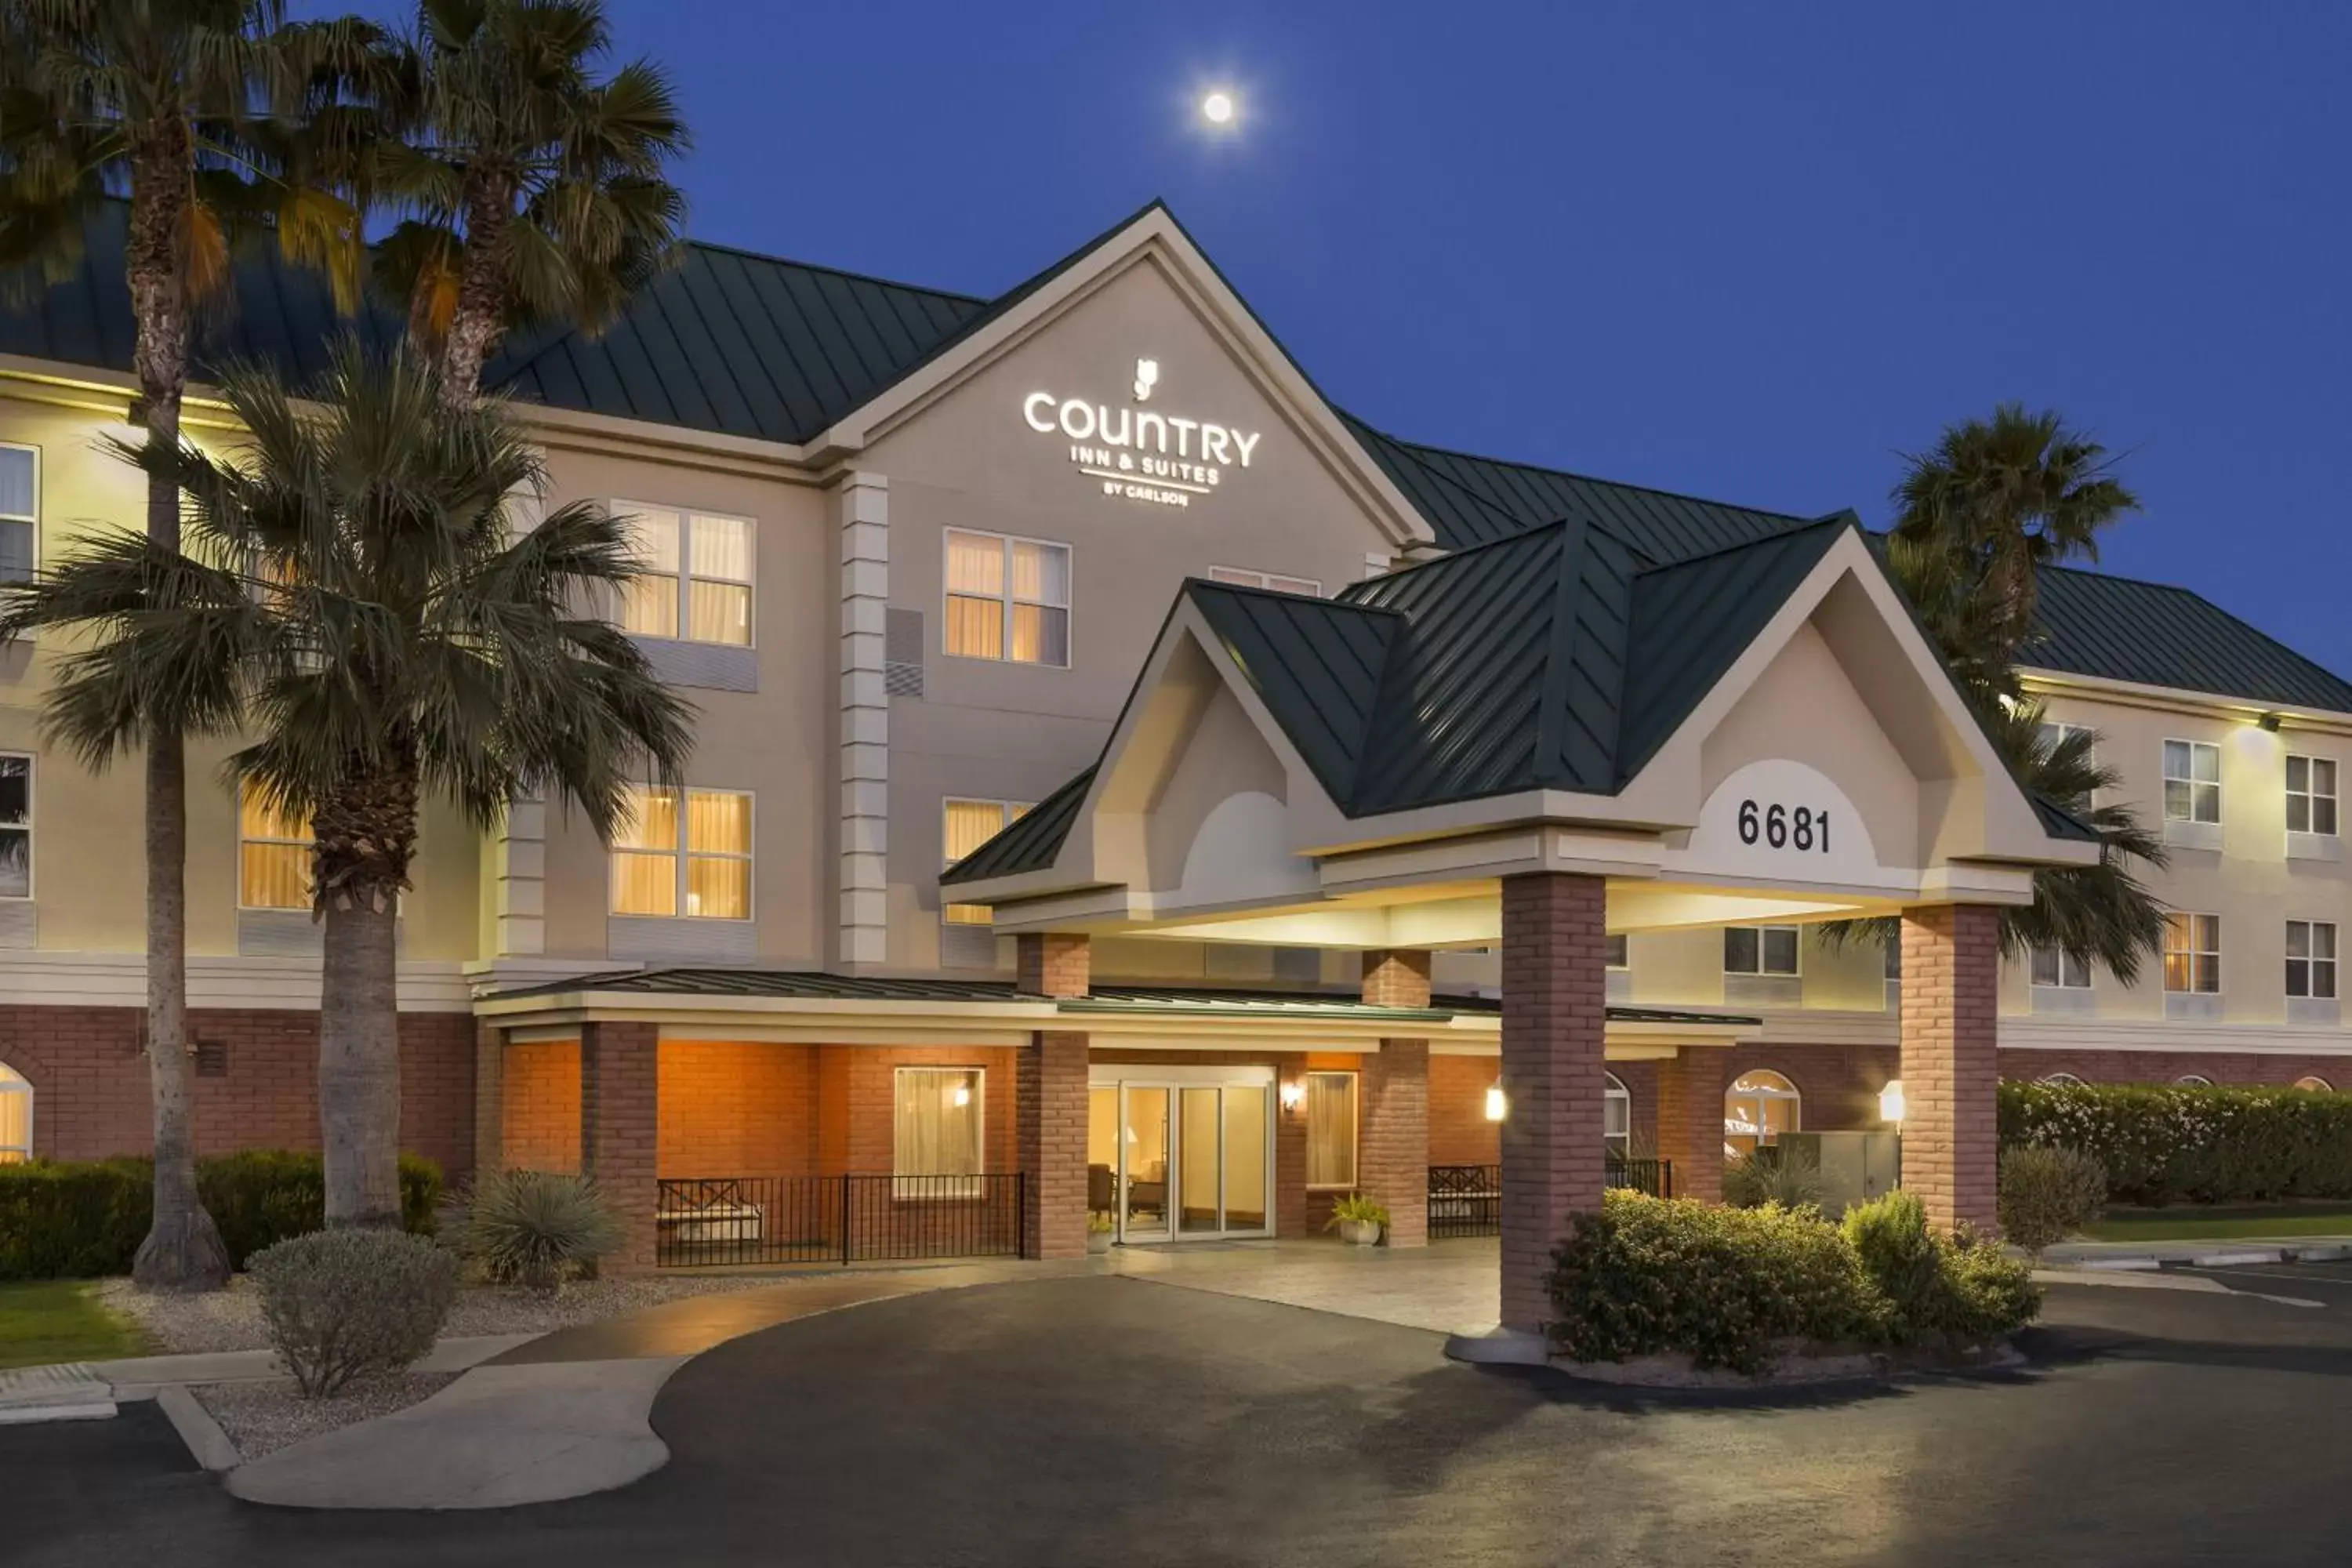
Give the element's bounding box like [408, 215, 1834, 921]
[304, 2, 2352, 675]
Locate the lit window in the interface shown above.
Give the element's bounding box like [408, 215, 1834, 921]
[2296, 1076, 2334, 1093]
[893, 1067, 982, 1196]
[2161, 739, 2220, 824]
[238, 779, 312, 910]
[2162, 912, 2221, 995]
[2288, 920, 2338, 1000]
[942, 798, 1032, 925]
[616, 505, 753, 647]
[0, 445, 33, 583]
[0, 755, 31, 899]
[946, 529, 1069, 666]
[1604, 1072, 1630, 1156]
[1724, 925, 1799, 976]
[0, 1062, 28, 1163]
[2287, 756, 2339, 837]
[1724, 1070, 1801, 1158]
[1207, 566, 1323, 597]
[1605, 934, 1629, 970]
[610, 786, 753, 920]
[2031, 948, 2092, 989]
[1305, 1070, 1357, 1189]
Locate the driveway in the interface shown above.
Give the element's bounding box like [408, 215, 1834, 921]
[16, 1261, 2352, 1565]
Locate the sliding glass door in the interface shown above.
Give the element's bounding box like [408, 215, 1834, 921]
[1089, 1071, 1273, 1243]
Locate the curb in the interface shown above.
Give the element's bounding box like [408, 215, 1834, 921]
[2058, 1242, 2352, 1272]
[154, 1385, 239, 1472]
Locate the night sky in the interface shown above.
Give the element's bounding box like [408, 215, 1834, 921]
[297, 0, 2352, 676]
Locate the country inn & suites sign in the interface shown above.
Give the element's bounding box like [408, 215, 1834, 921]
[1022, 358, 1264, 509]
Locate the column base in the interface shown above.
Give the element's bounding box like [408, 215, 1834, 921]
[1442, 1323, 1552, 1366]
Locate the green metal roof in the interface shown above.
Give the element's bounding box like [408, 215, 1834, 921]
[943, 764, 1098, 886]
[2021, 565, 2352, 713]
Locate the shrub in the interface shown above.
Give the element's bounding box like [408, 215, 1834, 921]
[249, 1229, 459, 1396]
[449, 1170, 622, 1292]
[1723, 1144, 1823, 1210]
[1997, 1145, 2108, 1258]
[1548, 1189, 2039, 1374]
[1324, 1193, 1392, 1232]
[0, 1150, 444, 1281]
[2000, 1079, 2352, 1206]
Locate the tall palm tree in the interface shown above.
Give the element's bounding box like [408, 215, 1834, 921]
[0, 0, 382, 1287]
[1891, 403, 2140, 666]
[0, 342, 695, 1226]
[369, 0, 688, 408]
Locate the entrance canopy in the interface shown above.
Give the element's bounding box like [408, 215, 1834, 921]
[945, 514, 2100, 946]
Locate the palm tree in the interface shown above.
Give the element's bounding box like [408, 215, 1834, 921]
[0, 0, 383, 1287]
[0, 342, 695, 1226]
[1891, 403, 2140, 666]
[369, 0, 689, 407]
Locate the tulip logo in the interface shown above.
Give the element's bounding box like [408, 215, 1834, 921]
[1132, 358, 1160, 402]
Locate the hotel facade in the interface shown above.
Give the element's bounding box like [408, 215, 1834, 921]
[0, 203, 2344, 1326]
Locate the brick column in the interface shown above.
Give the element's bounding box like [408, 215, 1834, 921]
[580, 1022, 659, 1274]
[1361, 949, 1432, 1009]
[1653, 1047, 1724, 1205]
[1275, 1064, 1308, 1237]
[473, 1023, 506, 1178]
[1016, 933, 1091, 1259]
[1900, 903, 2002, 1233]
[1360, 1040, 1430, 1247]
[1497, 872, 1610, 1336]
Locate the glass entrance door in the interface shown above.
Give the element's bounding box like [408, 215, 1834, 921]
[1120, 1085, 1171, 1240]
[1098, 1077, 1271, 1243]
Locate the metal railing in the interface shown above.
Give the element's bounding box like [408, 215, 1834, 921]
[655, 1174, 1026, 1268]
[1425, 1157, 1675, 1239]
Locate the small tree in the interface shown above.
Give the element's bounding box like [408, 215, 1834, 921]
[1998, 1145, 2108, 1260]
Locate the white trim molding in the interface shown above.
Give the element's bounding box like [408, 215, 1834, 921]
[837, 470, 891, 969]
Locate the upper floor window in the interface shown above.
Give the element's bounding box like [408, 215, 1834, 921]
[618, 505, 753, 647]
[946, 529, 1069, 666]
[942, 797, 1031, 924]
[1208, 566, 1323, 597]
[2037, 720, 2095, 758]
[2161, 739, 2220, 825]
[2287, 756, 2339, 837]
[2030, 948, 2092, 989]
[1605, 933, 1629, 970]
[0, 756, 30, 899]
[0, 445, 34, 583]
[2287, 920, 2338, 1000]
[238, 779, 312, 910]
[2162, 911, 2221, 995]
[1724, 925, 1799, 976]
[612, 785, 752, 920]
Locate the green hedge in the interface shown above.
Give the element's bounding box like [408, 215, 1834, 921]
[1546, 1189, 2038, 1374]
[1998, 1080, 2352, 1206]
[0, 1151, 441, 1281]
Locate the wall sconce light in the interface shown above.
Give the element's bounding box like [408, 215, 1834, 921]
[951, 1082, 972, 1108]
[1484, 1084, 1508, 1123]
[1279, 1080, 1305, 1112]
[1878, 1080, 1906, 1124]
[2259, 711, 2282, 733]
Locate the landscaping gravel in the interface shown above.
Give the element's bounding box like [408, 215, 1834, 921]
[196, 1371, 456, 1460]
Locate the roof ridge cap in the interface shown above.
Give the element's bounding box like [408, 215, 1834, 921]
[1628, 510, 1853, 578]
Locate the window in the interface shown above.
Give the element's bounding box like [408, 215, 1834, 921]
[2037, 720, 2095, 757]
[2162, 739, 2220, 824]
[1603, 1072, 1630, 1156]
[238, 779, 312, 910]
[2288, 920, 2338, 1000]
[0, 1062, 27, 1163]
[610, 786, 753, 920]
[2038, 1073, 2086, 1087]
[892, 1067, 983, 1197]
[1208, 566, 1323, 597]
[2173, 1074, 2214, 1088]
[1724, 925, 1799, 976]
[946, 529, 1069, 666]
[2031, 948, 2092, 989]
[2162, 912, 2221, 994]
[2296, 1076, 2335, 1093]
[1605, 934, 1629, 970]
[1305, 1070, 1357, 1189]
[617, 505, 753, 647]
[2287, 756, 2339, 837]
[0, 755, 30, 899]
[1724, 1070, 1800, 1157]
[0, 445, 32, 584]
[942, 798, 1032, 925]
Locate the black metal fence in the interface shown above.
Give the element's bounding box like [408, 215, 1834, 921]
[1425, 1158, 1675, 1239]
[655, 1174, 1026, 1268]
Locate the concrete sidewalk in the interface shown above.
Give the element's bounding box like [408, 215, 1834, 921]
[2041, 1236, 2352, 1271]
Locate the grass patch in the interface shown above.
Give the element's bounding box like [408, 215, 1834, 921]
[2083, 1206, 2352, 1243]
[0, 1280, 151, 1370]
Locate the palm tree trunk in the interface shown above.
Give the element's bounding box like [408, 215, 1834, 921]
[314, 762, 419, 1229]
[434, 185, 512, 411]
[125, 142, 228, 1290]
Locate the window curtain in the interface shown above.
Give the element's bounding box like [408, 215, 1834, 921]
[0, 1067, 28, 1162]
[895, 1069, 983, 1195]
[687, 515, 752, 644]
[238, 781, 313, 909]
[622, 509, 682, 638]
[684, 790, 751, 918]
[1305, 1072, 1356, 1187]
[612, 786, 680, 916]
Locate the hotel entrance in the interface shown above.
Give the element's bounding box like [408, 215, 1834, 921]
[1087, 1065, 1274, 1243]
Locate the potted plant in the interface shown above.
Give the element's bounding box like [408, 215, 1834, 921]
[1326, 1194, 1390, 1247]
[1087, 1212, 1116, 1254]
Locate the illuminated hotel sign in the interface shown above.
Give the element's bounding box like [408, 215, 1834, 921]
[1022, 358, 1262, 509]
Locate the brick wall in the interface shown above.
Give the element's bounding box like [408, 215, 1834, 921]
[1430, 1054, 1501, 1166]
[1017, 932, 1091, 998]
[821, 1045, 1020, 1175]
[1018, 1031, 1090, 1259]
[0, 1004, 475, 1181]
[1901, 905, 2002, 1232]
[1653, 1048, 1725, 1203]
[582, 1021, 659, 1273]
[658, 1041, 816, 1178]
[1361, 949, 1433, 1010]
[1360, 1038, 1429, 1246]
[502, 1039, 582, 1174]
